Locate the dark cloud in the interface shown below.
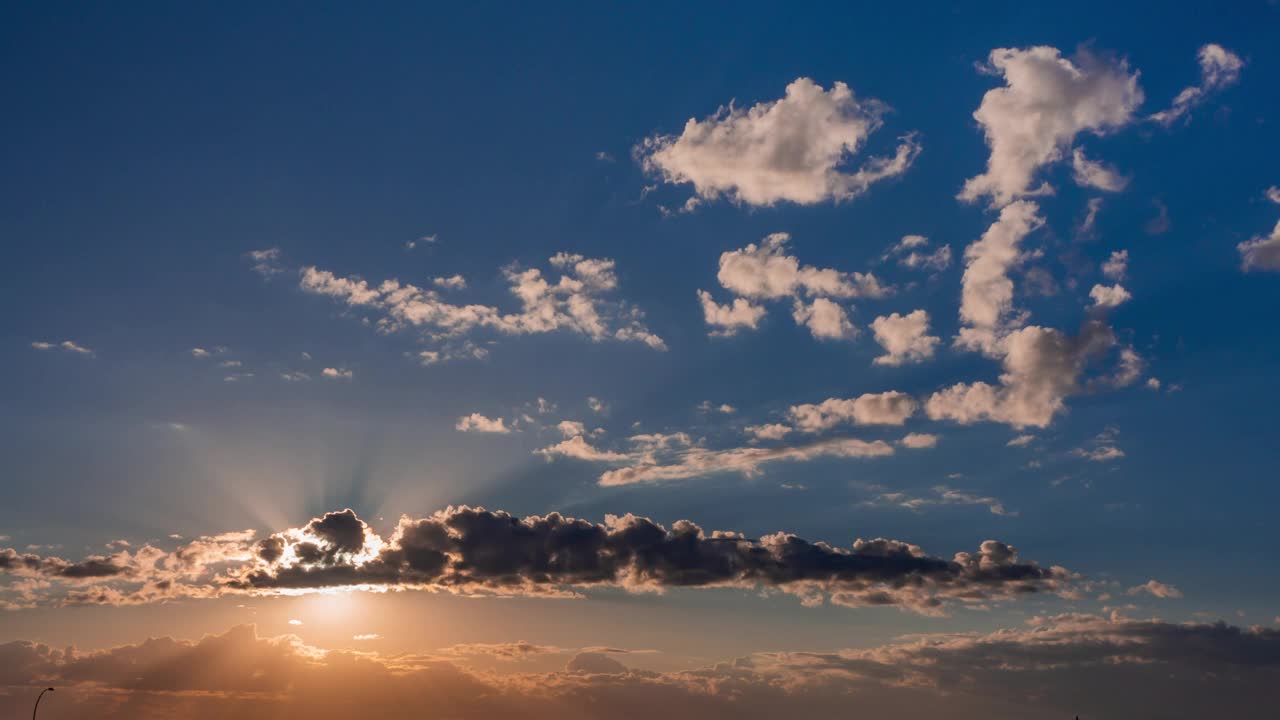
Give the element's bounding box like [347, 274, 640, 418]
[2, 507, 1072, 614]
[2, 615, 1279, 719]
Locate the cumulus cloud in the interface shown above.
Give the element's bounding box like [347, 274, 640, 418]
[1150, 43, 1244, 126]
[637, 78, 920, 207]
[960, 47, 1143, 207]
[1, 506, 1073, 615]
[956, 200, 1045, 353]
[698, 232, 887, 340]
[296, 252, 665, 363]
[1101, 249, 1129, 280]
[456, 413, 510, 434]
[1089, 283, 1132, 308]
[871, 310, 940, 366]
[321, 367, 353, 380]
[928, 320, 1118, 429]
[884, 234, 953, 272]
[898, 433, 938, 449]
[8, 612, 1276, 720]
[31, 340, 94, 357]
[788, 392, 917, 432]
[745, 423, 792, 441]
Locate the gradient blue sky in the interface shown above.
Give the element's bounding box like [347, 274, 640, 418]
[2, 3, 1279, 716]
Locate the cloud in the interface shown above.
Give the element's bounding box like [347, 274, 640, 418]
[565, 651, 628, 674]
[433, 274, 467, 290]
[321, 367, 353, 380]
[5, 614, 1277, 720]
[865, 485, 1015, 517]
[280, 371, 311, 382]
[245, 247, 284, 276]
[1101, 249, 1128, 280]
[745, 424, 791, 441]
[1071, 148, 1130, 191]
[960, 47, 1143, 207]
[637, 78, 920, 207]
[1127, 579, 1183, 599]
[898, 433, 938, 449]
[871, 310, 940, 366]
[1089, 283, 1131, 308]
[1007, 434, 1035, 447]
[885, 235, 953, 272]
[1267, 186, 1280, 205]
[956, 200, 1045, 353]
[697, 290, 766, 336]
[31, 340, 94, 357]
[699, 232, 887, 340]
[456, 413, 510, 434]
[1239, 220, 1280, 272]
[296, 252, 665, 363]
[3, 506, 1070, 614]
[535, 435, 629, 462]
[1072, 445, 1125, 462]
[928, 320, 1118, 429]
[1150, 43, 1244, 126]
[788, 391, 917, 432]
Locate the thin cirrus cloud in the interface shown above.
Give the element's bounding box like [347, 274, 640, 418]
[698, 232, 887, 340]
[0, 506, 1074, 616]
[636, 77, 921, 209]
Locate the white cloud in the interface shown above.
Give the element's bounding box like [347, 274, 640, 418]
[1089, 283, 1132, 308]
[587, 396, 608, 414]
[405, 234, 437, 251]
[321, 367, 353, 380]
[297, 251, 665, 362]
[899, 432, 938, 449]
[1007, 434, 1035, 447]
[637, 77, 920, 207]
[1267, 186, 1280, 205]
[245, 248, 284, 276]
[871, 310, 940, 366]
[1072, 445, 1125, 462]
[433, 274, 467, 290]
[1150, 44, 1244, 126]
[788, 391, 917, 432]
[957, 200, 1046, 353]
[535, 435, 628, 462]
[556, 420, 587, 438]
[31, 340, 95, 357]
[791, 297, 856, 340]
[700, 232, 886, 340]
[455, 413, 510, 434]
[1239, 220, 1280, 272]
[887, 235, 953, 272]
[959, 47, 1143, 207]
[745, 423, 792, 441]
[697, 290, 765, 336]
[1071, 148, 1129, 192]
[1101, 249, 1128, 280]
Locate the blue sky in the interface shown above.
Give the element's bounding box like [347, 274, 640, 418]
[2, 3, 1280, 718]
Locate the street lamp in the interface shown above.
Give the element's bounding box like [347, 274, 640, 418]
[33, 687, 54, 720]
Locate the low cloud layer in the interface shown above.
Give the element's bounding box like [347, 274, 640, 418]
[2, 507, 1072, 615]
[3, 613, 1278, 719]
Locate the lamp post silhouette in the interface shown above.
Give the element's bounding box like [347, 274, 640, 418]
[33, 687, 54, 720]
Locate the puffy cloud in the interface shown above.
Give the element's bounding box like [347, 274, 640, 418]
[1239, 220, 1280, 272]
[887, 235, 953, 272]
[960, 47, 1143, 207]
[957, 200, 1045, 353]
[296, 252, 665, 363]
[321, 367, 353, 380]
[697, 290, 765, 336]
[5, 614, 1278, 720]
[871, 310, 940, 366]
[699, 232, 887, 339]
[928, 321, 1117, 429]
[1150, 44, 1244, 126]
[433, 274, 467, 290]
[31, 340, 94, 357]
[456, 413, 510, 434]
[1071, 148, 1129, 192]
[1267, 186, 1280, 205]
[898, 433, 938, 449]
[535, 435, 629, 462]
[1089, 283, 1132, 308]
[1127, 579, 1184, 599]
[788, 391, 918, 432]
[745, 423, 792, 441]
[637, 78, 920, 207]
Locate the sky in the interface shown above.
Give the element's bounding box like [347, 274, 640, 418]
[2, 2, 1280, 718]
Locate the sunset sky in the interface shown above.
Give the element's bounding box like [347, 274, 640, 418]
[3, 2, 1280, 718]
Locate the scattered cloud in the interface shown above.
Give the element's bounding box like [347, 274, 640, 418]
[865, 485, 1015, 516]
[871, 310, 940, 366]
[637, 78, 919, 207]
[245, 248, 284, 276]
[788, 391, 918, 432]
[1089, 283, 1131, 308]
[1127, 579, 1183, 599]
[456, 413, 510, 434]
[1150, 44, 1244, 126]
[321, 367, 353, 380]
[31, 340, 94, 357]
